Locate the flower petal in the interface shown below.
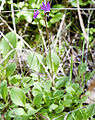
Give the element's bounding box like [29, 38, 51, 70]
[33, 10, 40, 19]
[40, 1, 50, 13]
[47, 1, 50, 9]
[42, 2, 46, 8]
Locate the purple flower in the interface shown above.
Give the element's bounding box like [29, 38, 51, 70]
[40, 1, 50, 13]
[33, 10, 40, 19]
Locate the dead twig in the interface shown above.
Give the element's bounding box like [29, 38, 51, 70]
[37, 112, 48, 120]
[10, 0, 16, 32]
[0, 0, 5, 12]
[53, 12, 66, 50]
[37, 22, 48, 54]
[0, 48, 16, 64]
[77, 0, 87, 41]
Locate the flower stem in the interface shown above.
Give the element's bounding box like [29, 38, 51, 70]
[37, 22, 48, 54]
[45, 15, 54, 85]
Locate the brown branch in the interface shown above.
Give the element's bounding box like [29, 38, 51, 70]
[77, 0, 87, 41]
[37, 112, 48, 120]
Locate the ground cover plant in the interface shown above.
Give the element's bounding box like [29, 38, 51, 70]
[0, 0, 95, 120]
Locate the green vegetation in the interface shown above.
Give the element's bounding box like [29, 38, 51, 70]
[0, 0, 95, 119]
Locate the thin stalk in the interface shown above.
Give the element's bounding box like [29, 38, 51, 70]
[86, 10, 93, 63]
[10, 0, 16, 32]
[70, 56, 73, 82]
[82, 40, 85, 64]
[37, 22, 48, 54]
[81, 40, 85, 86]
[45, 15, 54, 85]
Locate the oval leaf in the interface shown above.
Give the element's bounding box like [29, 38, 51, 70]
[0, 80, 8, 102]
[10, 87, 26, 107]
[0, 32, 17, 58]
[6, 63, 16, 77]
[33, 93, 42, 108]
[46, 51, 60, 73]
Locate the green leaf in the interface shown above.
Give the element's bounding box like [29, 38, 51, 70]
[55, 77, 69, 89]
[0, 104, 6, 110]
[27, 107, 41, 115]
[0, 32, 17, 58]
[15, 108, 26, 115]
[14, 116, 29, 120]
[46, 51, 60, 73]
[85, 69, 95, 81]
[70, 56, 73, 81]
[0, 80, 8, 102]
[40, 109, 51, 120]
[8, 75, 21, 84]
[53, 90, 64, 98]
[78, 63, 87, 74]
[27, 53, 44, 72]
[30, 73, 38, 80]
[6, 63, 16, 77]
[44, 81, 52, 92]
[33, 93, 43, 108]
[32, 82, 42, 96]
[50, 13, 63, 24]
[67, 113, 74, 120]
[52, 4, 64, 13]
[10, 87, 26, 107]
[16, 10, 33, 23]
[22, 76, 31, 83]
[66, 84, 75, 95]
[69, 0, 90, 7]
[72, 109, 86, 120]
[44, 95, 51, 106]
[79, 95, 87, 103]
[49, 104, 58, 112]
[8, 108, 26, 117]
[62, 99, 72, 107]
[28, 0, 35, 5]
[40, 19, 45, 26]
[40, 20, 51, 27]
[85, 103, 95, 118]
[55, 105, 64, 114]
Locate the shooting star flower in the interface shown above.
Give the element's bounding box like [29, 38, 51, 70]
[40, 1, 50, 13]
[33, 10, 40, 19]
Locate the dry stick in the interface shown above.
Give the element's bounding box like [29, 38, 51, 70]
[10, 0, 23, 73]
[53, 12, 66, 50]
[1, 8, 95, 13]
[86, 10, 93, 62]
[37, 112, 48, 120]
[0, 16, 53, 83]
[77, 0, 87, 41]
[64, 106, 86, 120]
[77, 0, 94, 63]
[37, 22, 48, 54]
[0, 48, 16, 64]
[0, 31, 13, 48]
[0, 0, 5, 12]
[10, 0, 16, 32]
[77, 0, 88, 63]
[64, 107, 85, 120]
